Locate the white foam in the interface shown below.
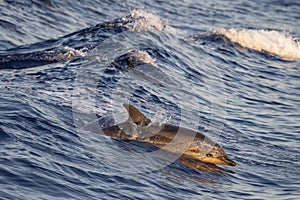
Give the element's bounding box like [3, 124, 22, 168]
[128, 9, 174, 33]
[129, 50, 157, 67]
[46, 46, 87, 61]
[212, 28, 300, 60]
[62, 46, 87, 59]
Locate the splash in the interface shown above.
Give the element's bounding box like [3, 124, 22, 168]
[126, 9, 174, 33]
[212, 28, 300, 60]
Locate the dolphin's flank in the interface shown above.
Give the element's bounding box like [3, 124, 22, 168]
[100, 104, 237, 172]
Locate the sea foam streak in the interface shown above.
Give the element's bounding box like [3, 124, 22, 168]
[212, 28, 300, 60]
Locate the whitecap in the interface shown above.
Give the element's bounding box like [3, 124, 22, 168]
[127, 9, 175, 33]
[212, 28, 300, 60]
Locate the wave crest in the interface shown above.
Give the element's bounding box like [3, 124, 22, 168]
[212, 28, 300, 60]
[129, 50, 157, 67]
[128, 9, 174, 33]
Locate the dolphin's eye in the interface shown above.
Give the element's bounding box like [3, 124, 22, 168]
[206, 153, 213, 157]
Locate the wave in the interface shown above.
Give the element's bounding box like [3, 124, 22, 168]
[129, 9, 174, 33]
[126, 50, 157, 67]
[0, 9, 171, 69]
[210, 28, 300, 60]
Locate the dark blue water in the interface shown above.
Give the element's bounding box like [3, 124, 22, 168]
[0, 0, 300, 199]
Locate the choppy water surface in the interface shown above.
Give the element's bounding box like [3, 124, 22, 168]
[0, 0, 300, 199]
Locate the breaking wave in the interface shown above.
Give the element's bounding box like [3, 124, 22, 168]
[211, 28, 300, 60]
[128, 9, 174, 33]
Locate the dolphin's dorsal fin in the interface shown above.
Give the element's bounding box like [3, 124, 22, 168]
[123, 104, 151, 126]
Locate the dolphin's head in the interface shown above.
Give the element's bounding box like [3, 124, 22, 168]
[198, 144, 237, 166]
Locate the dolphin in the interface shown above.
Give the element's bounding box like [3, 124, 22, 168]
[100, 104, 237, 172]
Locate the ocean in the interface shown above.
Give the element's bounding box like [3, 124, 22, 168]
[0, 0, 299, 199]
